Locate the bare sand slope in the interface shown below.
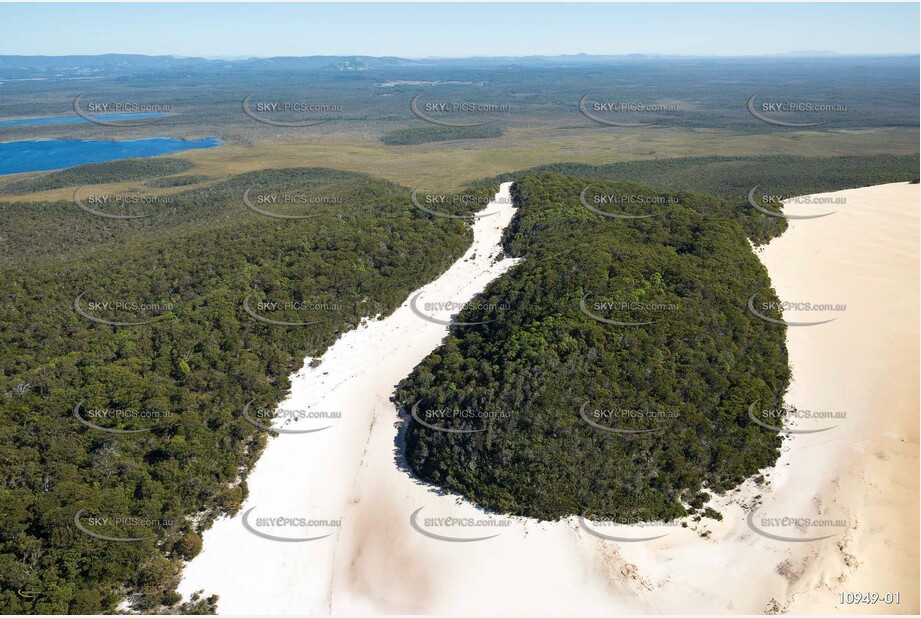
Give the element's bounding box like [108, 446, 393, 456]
[757, 182, 919, 613]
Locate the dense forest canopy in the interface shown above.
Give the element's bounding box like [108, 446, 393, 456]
[0, 167, 484, 613]
[396, 172, 791, 520]
[482, 154, 920, 244]
[381, 125, 503, 145]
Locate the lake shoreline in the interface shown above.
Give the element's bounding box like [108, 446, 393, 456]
[0, 136, 221, 175]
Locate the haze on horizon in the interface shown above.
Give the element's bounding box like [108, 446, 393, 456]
[0, 2, 917, 58]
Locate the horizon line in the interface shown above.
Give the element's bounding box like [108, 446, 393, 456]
[2, 51, 918, 60]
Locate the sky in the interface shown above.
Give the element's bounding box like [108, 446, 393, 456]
[0, 3, 918, 58]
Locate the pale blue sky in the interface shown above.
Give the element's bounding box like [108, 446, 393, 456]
[0, 3, 917, 57]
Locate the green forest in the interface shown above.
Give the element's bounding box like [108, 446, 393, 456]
[0, 168, 479, 613]
[486, 153, 920, 244]
[143, 174, 211, 188]
[381, 124, 503, 145]
[395, 172, 791, 521]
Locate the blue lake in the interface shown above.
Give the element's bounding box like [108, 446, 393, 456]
[0, 137, 221, 176]
[0, 113, 169, 127]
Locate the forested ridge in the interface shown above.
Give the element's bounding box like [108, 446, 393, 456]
[396, 172, 791, 521]
[0, 168, 485, 613]
[483, 153, 920, 244]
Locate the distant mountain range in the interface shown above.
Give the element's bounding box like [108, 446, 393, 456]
[0, 51, 914, 74]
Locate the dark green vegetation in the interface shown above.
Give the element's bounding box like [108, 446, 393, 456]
[483, 154, 920, 244]
[381, 125, 503, 145]
[143, 174, 211, 188]
[0, 167, 479, 613]
[0, 157, 194, 194]
[396, 172, 791, 521]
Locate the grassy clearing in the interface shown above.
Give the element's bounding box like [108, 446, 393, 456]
[2, 126, 917, 200]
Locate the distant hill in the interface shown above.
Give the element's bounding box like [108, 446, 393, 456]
[0, 52, 916, 76]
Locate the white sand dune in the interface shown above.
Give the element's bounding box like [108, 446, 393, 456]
[608, 182, 919, 615]
[180, 181, 918, 615]
[752, 182, 919, 614]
